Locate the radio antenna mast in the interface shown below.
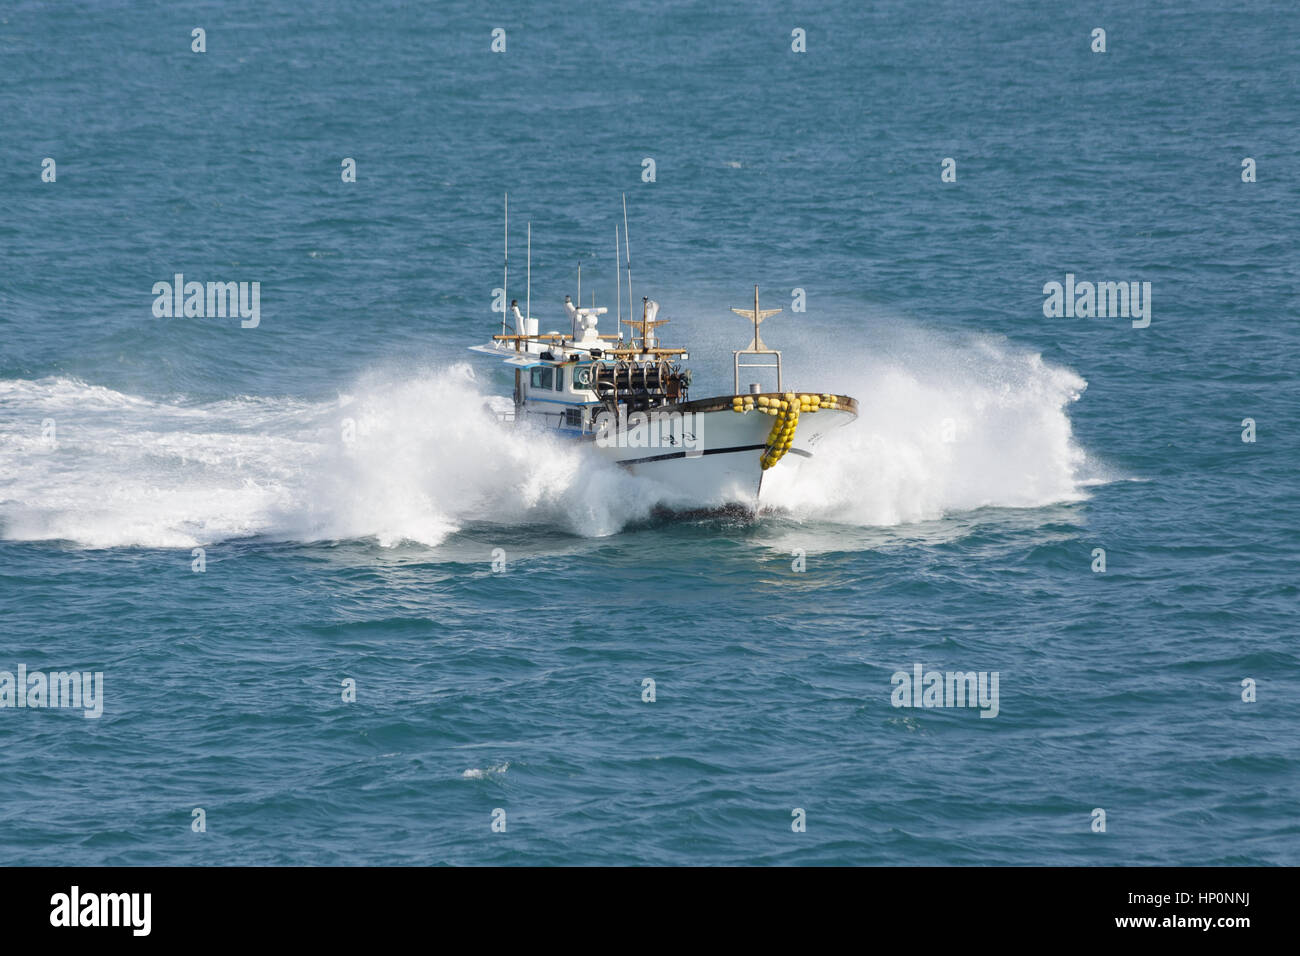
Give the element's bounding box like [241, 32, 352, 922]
[622, 193, 632, 335]
[615, 225, 622, 333]
[502, 193, 509, 336]
[526, 221, 531, 322]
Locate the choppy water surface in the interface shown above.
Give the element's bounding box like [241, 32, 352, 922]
[1, 0, 1297, 864]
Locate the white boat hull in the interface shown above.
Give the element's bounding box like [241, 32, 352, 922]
[589, 393, 857, 511]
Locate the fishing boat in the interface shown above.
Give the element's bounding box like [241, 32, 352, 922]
[468, 197, 858, 510]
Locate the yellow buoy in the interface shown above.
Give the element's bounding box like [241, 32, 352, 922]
[761, 400, 802, 470]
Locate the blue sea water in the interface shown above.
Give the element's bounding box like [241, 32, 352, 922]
[1, 0, 1297, 865]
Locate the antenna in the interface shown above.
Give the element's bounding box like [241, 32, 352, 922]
[526, 221, 531, 321]
[576, 262, 582, 339]
[615, 225, 622, 332]
[731, 284, 783, 350]
[502, 193, 508, 337]
[622, 193, 632, 332]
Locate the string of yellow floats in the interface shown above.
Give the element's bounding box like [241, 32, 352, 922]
[730, 392, 841, 470]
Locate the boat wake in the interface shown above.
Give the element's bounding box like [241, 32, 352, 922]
[0, 365, 654, 549]
[0, 329, 1101, 549]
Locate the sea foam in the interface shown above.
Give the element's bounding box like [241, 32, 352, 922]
[0, 324, 1098, 548]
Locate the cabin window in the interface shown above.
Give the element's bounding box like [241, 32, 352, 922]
[555, 368, 566, 392]
[573, 365, 592, 388]
[529, 367, 554, 390]
[564, 407, 584, 428]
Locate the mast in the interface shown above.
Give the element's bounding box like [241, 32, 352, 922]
[730, 285, 784, 392]
[620, 296, 669, 353]
[622, 193, 632, 340]
[502, 193, 508, 337]
[526, 221, 531, 322]
[573, 261, 582, 340]
[732, 284, 782, 351]
[615, 225, 621, 334]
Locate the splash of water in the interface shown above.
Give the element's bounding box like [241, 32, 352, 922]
[0, 365, 654, 549]
[0, 327, 1099, 548]
[761, 324, 1095, 524]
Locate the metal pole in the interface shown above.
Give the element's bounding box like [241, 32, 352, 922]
[502, 193, 508, 337]
[622, 193, 632, 338]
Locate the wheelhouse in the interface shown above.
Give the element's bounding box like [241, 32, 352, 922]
[510, 344, 693, 435]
